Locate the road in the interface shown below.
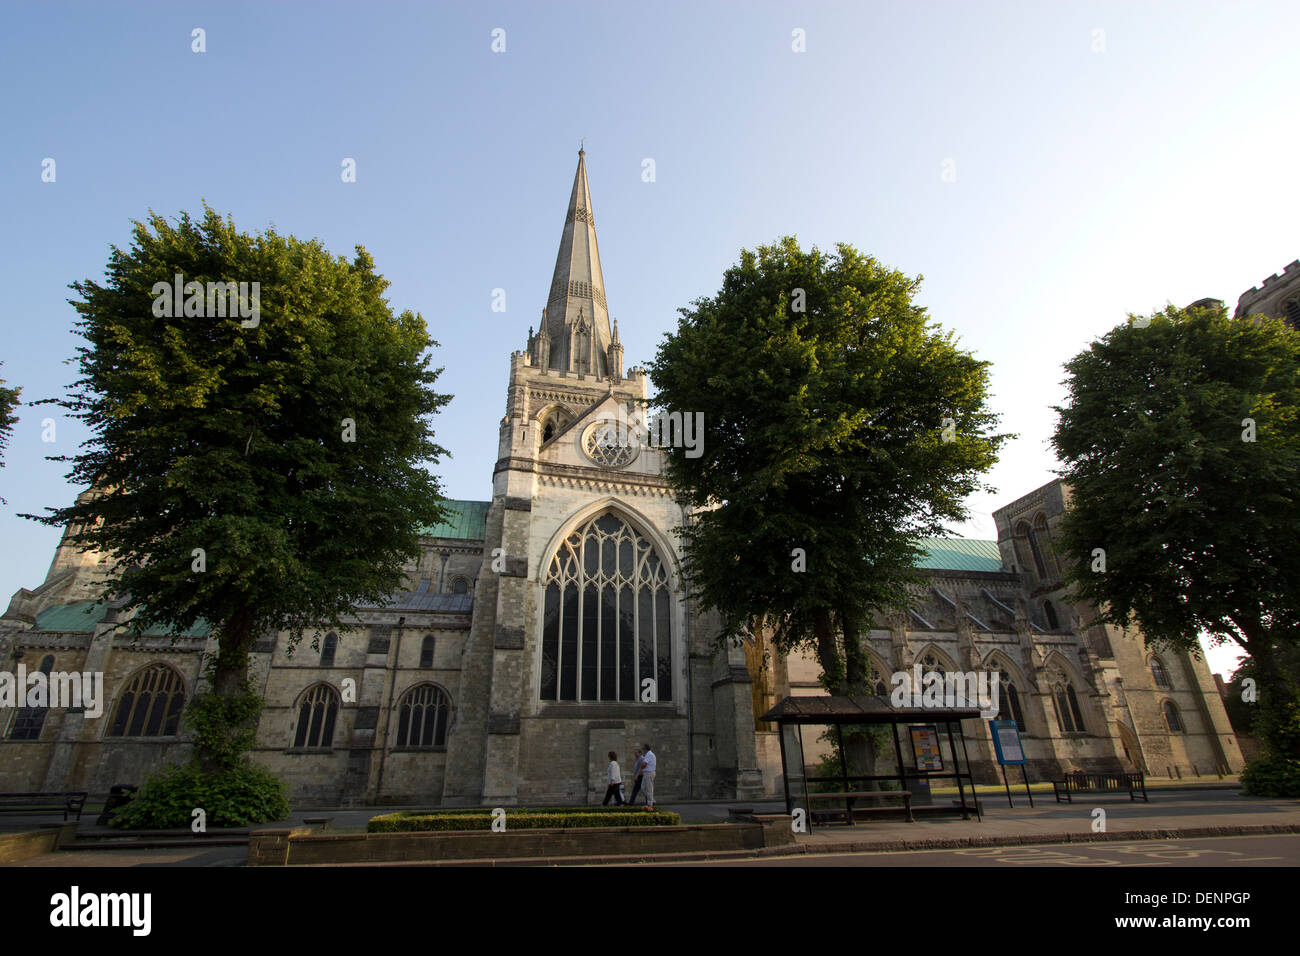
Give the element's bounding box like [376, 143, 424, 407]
[612, 833, 1300, 866]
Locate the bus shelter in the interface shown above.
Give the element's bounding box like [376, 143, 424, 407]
[760, 695, 983, 828]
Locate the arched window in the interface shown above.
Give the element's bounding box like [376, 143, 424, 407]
[1050, 679, 1087, 734]
[1043, 600, 1059, 630]
[451, 578, 468, 595]
[540, 511, 673, 702]
[107, 664, 186, 738]
[292, 684, 340, 749]
[1032, 513, 1059, 578]
[995, 670, 1026, 732]
[1163, 700, 1184, 733]
[867, 662, 889, 697]
[1150, 656, 1171, 689]
[9, 655, 55, 740]
[419, 635, 436, 669]
[320, 632, 337, 667]
[1015, 520, 1047, 579]
[395, 683, 451, 748]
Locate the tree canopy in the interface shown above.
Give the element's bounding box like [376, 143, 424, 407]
[26, 205, 451, 704]
[648, 237, 1008, 688]
[1051, 303, 1300, 759]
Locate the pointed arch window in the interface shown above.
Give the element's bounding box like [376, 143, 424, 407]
[320, 632, 337, 667]
[451, 578, 468, 595]
[1015, 520, 1047, 579]
[1150, 656, 1171, 689]
[1051, 678, 1087, 734]
[292, 684, 339, 749]
[1162, 700, 1184, 733]
[107, 664, 186, 738]
[419, 635, 436, 669]
[867, 662, 889, 698]
[995, 670, 1026, 732]
[1043, 600, 1059, 630]
[540, 512, 673, 703]
[396, 683, 451, 749]
[9, 655, 55, 740]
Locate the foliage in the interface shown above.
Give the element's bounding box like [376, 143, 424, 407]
[367, 809, 682, 832]
[647, 237, 1007, 684]
[1051, 303, 1300, 756]
[1239, 755, 1300, 799]
[110, 761, 290, 829]
[22, 204, 451, 762]
[0, 363, 19, 494]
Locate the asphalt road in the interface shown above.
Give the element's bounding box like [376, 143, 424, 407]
[615, 833, 1300, 867]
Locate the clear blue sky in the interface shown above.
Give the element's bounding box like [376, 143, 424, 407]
[2, 1, 1296, 679]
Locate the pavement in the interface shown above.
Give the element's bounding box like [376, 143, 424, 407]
[4, 781, 1298, 866]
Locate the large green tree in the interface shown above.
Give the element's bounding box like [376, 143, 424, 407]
[1051, 303, 1300, 766]
[27, 206, 450, 769]
[648, 237, 1008, 694]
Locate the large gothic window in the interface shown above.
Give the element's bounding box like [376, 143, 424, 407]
[395, 683, 451, 748]
[107, 664, 186, 738]
[996, 670, 1026, 732]
[540, 512, 673, 703]
[292, 684, 339, 749]
[9, 655, 55, 740]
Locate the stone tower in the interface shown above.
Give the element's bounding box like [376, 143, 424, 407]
[440, 151, 764, 805]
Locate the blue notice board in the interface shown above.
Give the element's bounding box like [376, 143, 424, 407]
[989, 720, 1026, 766]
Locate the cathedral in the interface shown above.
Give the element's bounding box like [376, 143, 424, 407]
[0, 152, 1261, 805]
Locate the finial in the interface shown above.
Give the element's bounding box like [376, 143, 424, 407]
[579, 138, 585, 154]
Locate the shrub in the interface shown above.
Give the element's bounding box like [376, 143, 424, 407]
[110, 761, 290, 829]
[368, 809, 681, 832]
[1240, 755, 1300, 799]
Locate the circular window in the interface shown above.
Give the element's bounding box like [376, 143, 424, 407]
[581, 420, 639, 469]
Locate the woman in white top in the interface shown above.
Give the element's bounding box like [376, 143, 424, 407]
[602, 751, 625, 805]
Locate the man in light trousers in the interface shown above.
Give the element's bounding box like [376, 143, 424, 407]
[641, 742, 657, 809]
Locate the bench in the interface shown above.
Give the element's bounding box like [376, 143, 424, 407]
[1052, 771, 1148, 803]
[806, 789, 914, 823]
[0, 791, 89, 821]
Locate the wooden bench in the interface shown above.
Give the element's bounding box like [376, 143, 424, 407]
[1052, 771, 1148, 803]
[806, 789, 914, 823]
[0, 791, 89, 821]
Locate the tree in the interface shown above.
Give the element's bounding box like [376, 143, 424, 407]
[647, 237, 1008, 695]
[0, 363, 19, 498]
[1051, 303, 1300, 770]
[26, 205, 451, 779]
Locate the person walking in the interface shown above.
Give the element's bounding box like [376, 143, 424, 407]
[626, 747, 646, 805]
[640, 743, 656, 809]
[602, 751, 624, 805]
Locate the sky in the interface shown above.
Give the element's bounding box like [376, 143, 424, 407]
[2, 0, 1296, 680]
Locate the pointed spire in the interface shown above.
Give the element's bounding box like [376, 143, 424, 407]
[542, 149, 612, 375]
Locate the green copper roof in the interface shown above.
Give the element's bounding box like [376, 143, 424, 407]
[33, 601, 210, 637]
[914, 538, 1005, 573]
[419, 499, 490, 540]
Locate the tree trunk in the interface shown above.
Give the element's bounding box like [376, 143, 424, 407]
[812, 607, 842, 692]
[196, 607, 257, 775]
[839, 603, 876, 786]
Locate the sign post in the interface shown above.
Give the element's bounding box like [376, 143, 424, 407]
[989, 720, 1033, 807]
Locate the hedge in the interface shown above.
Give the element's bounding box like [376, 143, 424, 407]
[368, 809, 682, 832]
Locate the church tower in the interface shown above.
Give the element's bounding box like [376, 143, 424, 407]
[441, 151, 765, 805]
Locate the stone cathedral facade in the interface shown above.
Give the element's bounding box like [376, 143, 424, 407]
[0, 153, 1258, 805]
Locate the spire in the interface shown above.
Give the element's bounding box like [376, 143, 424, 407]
[542, 149, 612, 375]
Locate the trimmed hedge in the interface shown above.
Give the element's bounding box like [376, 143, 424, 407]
[368, 809, 681, 832]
